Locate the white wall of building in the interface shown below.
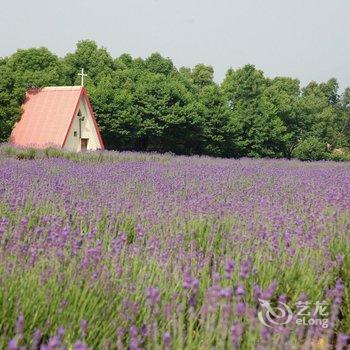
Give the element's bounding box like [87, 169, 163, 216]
[63, 96, 102, 151]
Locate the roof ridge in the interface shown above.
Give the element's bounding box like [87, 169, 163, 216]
[28, 86, 83, 92]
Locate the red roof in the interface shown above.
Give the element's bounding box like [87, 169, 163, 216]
[10, 86, 104, 149]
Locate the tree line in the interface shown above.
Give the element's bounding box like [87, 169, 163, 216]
[1, 40, 350, 160]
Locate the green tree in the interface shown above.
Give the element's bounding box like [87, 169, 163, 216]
[223, 65, 289, 157]
[299, 80, 346, 149]
[191, 64, 214, 88]
[94, 52, 205, 154]
[261, 77, 301, 156]
[0, 65, 24, 141]
[319, 78, 339, 106]
[222, 64, 267, 104]
[341, 87, 350, 109]
[63, 40, 115, 86]
[338, 88, 350, 147]
[292, 136, 329, 161]
[1, 41, 350, 160]
[133, 69, 203, 154]
[0, 47, 64, 142]
[198, 84, 233, 156]
[88, 76, 140, 150]
[144, 53, 175, 76]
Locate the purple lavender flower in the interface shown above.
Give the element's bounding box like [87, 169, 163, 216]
[236, 284, 245, 296]
[146, 287, 160, 306]
[47, 336, 60, 350]
[141, 324, 149, 337]
[73, 341, 89, 350]
[278, 294, 287, 304]
[31, 329, 42, 350]
[130, 325, 138, 338]
[57, 326, 65, 341]
[116, 327, 125, 338]
[236, 301, 246, 316]
[15, 314, 24, 335]
[261, 281, 277, 299]
[135, 223, 145, 238]
[260, 326, 270, 344]
[130, 338, 139, 350]
[239, 259, 251, 279]
[80, 320, 87, 338]
[336, 334, 349, 350]
[183, 273, 199, 293]
[219, 287, 232, 299]
[224, 259, 235, 279]
[163, 332, 171, 349]
[231, 322, 244, 347]
[253, 284, 262, 300]
[1, 150, 350, 349]
[336, 254, 344, 264]
[8, 339, 18, 350]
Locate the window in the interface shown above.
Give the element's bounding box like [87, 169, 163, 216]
[78, 109, 85, 121]
[74, 131, 77, 137]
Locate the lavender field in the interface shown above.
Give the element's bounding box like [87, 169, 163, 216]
[0, 148, 350, 349]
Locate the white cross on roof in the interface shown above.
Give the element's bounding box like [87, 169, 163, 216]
[78, 68, 88, 86]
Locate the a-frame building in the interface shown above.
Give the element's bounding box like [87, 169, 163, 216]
[10, 86, 104, 151]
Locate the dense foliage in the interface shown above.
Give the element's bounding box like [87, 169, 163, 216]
[1, 40, 350, 160]
[0, 147, 350, 348]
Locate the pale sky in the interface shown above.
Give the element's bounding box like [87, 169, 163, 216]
[1, 0, 350, 91]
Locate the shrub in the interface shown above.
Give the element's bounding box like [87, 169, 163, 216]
[292, 137, 330, 161]
[329, 148, 350, 162]
[16, 148, 37, 160]
[0, 144, 17, 157]
[44, 147, 65, 158]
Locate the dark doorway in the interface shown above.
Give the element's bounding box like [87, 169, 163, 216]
[81, 138, 88, 151]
